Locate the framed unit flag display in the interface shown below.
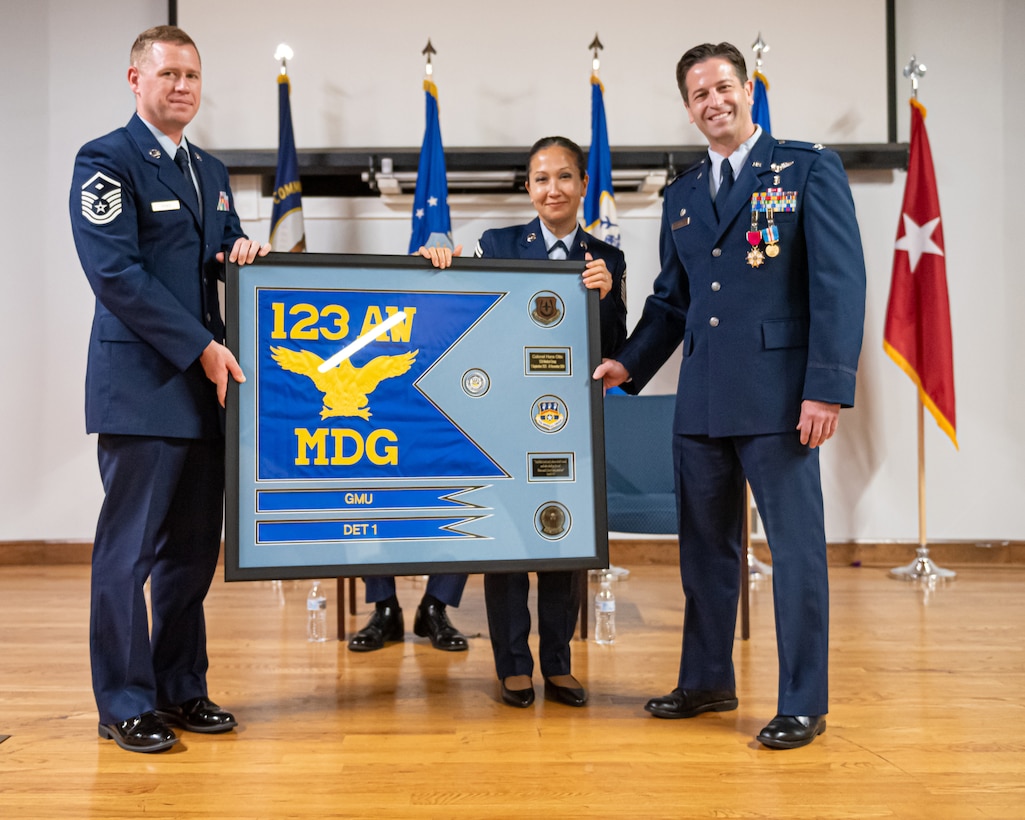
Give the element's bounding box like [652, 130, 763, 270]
[224, 253, 608, 581]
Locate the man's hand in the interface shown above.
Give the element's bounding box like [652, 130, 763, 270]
[216, 238, 272, 267]
[199, 340, 245, 407]
[581, 253, 613, 299]
[416, 244, 463, 269]
[797, 399, 840, 448]
[592, 358, 630, 391]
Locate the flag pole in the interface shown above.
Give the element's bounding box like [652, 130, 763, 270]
[750, 33, 772, 136]
[889, 55, 955, 583]
[744, 33, 773, 581]
[407, 39, 452, 253]
[269, 43, 306, 253]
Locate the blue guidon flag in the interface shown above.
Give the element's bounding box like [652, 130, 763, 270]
[269, 73, 306, 252]
[256, 288, 504, 481]
[752, 69, 772, 133]
[408, 79, 453, 253]
[584, 73, 620, 248]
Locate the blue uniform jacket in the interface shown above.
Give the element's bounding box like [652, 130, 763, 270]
[70, 114, 246, 439]
[476, 217, 628, 358]
[618, 131, 866, 436]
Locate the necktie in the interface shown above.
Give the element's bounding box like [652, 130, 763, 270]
[174, 146, 200, 214]
[549, 240, 569, 260]
[715, 159, 734, 218]
[174, 146, 191, 176]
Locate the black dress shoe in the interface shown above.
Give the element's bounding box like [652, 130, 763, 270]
[544, 678, 588, 707]
[348, 605, 404, 652]
[98, 711, 178, 753]
[500, 678, 535, 708]
[413, 602, 468, 651]
[644, 688, 738, 719]
[757, 714, 826, 749]
[156, 697, 237, 734]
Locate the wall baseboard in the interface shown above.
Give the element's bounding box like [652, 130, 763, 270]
[609, 539, 1025, 568]
[2, 539, 1023, 569]
[0, 540, 95, 565]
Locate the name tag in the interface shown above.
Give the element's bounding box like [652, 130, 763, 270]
[671, 217, 690, 230]
[151, 200, 181, 212]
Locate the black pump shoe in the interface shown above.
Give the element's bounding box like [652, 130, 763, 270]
[500, 678, 535, 708]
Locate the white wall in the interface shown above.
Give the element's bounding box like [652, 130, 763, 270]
[2, 0, 1021, 543]
[176, 0, 890, 148]
[1, 0, 164, 541]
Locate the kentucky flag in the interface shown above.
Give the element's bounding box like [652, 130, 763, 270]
[584, 74, 620, 247]
[408, 80, 452, 252]
[752, 70, 771, 133]
[270, 74, 306, 252]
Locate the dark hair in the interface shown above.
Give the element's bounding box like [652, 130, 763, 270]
[526, 136, 587, 179]
[675, 42, 747, 104]
[130, 25, 199, 67]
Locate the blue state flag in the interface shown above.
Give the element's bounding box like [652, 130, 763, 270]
[752, 70, 772, 133]
[584, 74, 620, 248]
[408, 80, 452, 253]
[270, 74, 306, 252]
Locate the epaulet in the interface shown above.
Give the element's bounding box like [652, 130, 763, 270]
[667, 157, 706, 188]
[773, 138, 827, 153]
[582, 232, 621, 256]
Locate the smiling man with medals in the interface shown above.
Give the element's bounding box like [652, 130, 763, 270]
[594, 41, 866, 750]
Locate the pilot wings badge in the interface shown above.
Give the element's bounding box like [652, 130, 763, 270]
[270, 346, 418, 420]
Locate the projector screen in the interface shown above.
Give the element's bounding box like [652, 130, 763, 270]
[177, 0, 891, 152]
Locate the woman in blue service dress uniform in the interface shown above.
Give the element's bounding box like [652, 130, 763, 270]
[422, 135, 627, 708]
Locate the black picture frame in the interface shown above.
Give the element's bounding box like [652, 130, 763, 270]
[224, 252, 608, 581]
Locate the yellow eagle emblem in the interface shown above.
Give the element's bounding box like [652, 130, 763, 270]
[270, 346, 418, 420]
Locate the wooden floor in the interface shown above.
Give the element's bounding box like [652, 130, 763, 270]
[1, 563, 1023, 819]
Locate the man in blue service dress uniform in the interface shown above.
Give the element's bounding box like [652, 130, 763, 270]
[70, 25, 269, 753]
[594, 42, 865, 749]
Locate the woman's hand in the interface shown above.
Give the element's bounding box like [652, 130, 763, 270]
[416, 244, 463, 269]
[581, 253, 612, 299]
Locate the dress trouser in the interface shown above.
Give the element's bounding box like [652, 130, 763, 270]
[673, 431, 829, 716]
[484, 571, 580, 679]
[362, 574, 467, 608]
[91, 433, 224, 724]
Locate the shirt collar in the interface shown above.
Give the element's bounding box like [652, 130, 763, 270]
[538, 221, 579, 254]
[709, 125, 762, 191]
[138, 116, 190, 161]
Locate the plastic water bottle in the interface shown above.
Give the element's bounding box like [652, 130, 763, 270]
[306, 580, 327, 642]
[594, 571, 616, 644]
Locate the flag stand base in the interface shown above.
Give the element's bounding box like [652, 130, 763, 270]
[889, 547, 956, 582]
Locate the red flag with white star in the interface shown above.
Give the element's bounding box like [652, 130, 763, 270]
[883, 99, 957, 448]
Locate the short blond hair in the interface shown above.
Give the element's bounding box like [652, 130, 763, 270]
[130, 25, 199, 67]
